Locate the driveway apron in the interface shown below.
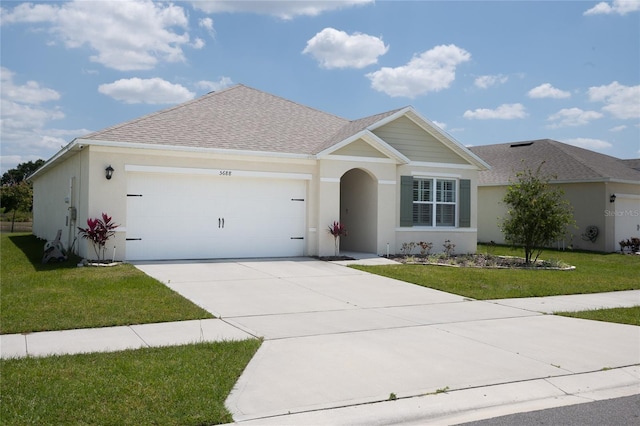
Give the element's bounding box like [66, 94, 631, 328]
[134, 258, 640, 422]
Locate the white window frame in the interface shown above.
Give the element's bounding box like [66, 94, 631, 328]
[412, 177, 458, 227]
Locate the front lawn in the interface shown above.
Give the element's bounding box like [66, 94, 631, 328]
[0, 340, 261, 425]
[556, 306, 640, 326]
[351, 245, 640, 300]
[0, 233, 213, 334]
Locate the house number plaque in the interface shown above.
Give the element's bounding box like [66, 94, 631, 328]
[219, 170, 232, 176]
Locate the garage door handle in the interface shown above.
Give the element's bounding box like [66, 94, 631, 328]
[290, 237, 304, 240]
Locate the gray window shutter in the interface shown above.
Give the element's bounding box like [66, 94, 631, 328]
[459, 179, 471, 228]
[400, 176, 413, 227]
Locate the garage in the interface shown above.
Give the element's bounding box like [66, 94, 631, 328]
[125, 167, 308, 260]
[613, 195, 640, 250]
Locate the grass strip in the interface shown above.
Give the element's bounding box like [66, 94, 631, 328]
[0, 340, 261, 425]
[351, 245, 640, 300]
[556, 306, 640, 326]
[1, 233, 212, 334]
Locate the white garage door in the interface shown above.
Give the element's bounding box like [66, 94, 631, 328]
[126, 171, 307, 260]
[614, 196, 640, 249]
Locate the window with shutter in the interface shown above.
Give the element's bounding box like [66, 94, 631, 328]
[401, 176, 469, 227]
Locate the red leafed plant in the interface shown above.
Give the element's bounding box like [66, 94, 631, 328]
[328, 221, 347, 256]
[78, 213, 119, 261]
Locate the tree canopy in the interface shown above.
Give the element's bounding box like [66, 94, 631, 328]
[1, 159, 45, 185]
[500, 163, 576, 264]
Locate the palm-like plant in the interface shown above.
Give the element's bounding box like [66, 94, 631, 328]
[328, 221, 347, 256]
[78, 213, 118, 261]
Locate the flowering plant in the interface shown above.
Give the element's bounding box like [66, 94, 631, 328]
[78, 213, 119, 261]
[328, 221, 347, 256]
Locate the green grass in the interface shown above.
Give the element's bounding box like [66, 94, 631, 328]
[0, 340, 261, 425]
[351, 244, 640, 300]
[1, 233, 213, 334]
[556, 306, 640, 326]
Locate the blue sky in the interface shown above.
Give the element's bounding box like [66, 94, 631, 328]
[1, 0, 639, 173]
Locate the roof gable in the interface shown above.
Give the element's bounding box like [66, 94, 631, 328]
[373, 115, 467, 164]
[331, 139, 389, 159]
[470, 139, 640, 184]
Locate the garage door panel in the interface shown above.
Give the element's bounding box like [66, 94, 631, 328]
[126, 173, 306, 260]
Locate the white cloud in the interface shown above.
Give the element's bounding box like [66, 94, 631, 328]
[190, 0, 373, 20]
[0, 69, 94, 172]
[547, 108, 603, 128]
[588, 81, 640, 119]
[196, 77, 234, 92]
[303, 28, 388, 69]
[463, 103, 527, 120]
[474, 74, 508, 89]
[98, 78, 195, 104]
[192, 38, 205, 49]
[527, 83, 571, 99]
[584, 0, 640, 16]
[200, 17, 215, 32]
[367, 44, 471, 98]
[1, 0, 191, 71]
[0, 67, 60, 104]
[562, 138, 613, 150]
[610, 125, 628, 132]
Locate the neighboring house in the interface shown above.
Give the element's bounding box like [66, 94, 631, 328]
[30, 84, 489, 261]
[469, 140, 640, 253]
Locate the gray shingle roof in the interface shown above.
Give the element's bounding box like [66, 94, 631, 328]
[82, 84, 405, 155]
[621, 159, 640, 171]
[469, 139, 640, 185]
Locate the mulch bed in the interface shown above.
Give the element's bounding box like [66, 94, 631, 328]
[390, 253, 575, 270]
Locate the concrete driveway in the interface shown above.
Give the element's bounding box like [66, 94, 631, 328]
[134, 258, 640, 424]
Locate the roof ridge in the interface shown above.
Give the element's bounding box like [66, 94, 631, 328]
[548, 139, 622, 179]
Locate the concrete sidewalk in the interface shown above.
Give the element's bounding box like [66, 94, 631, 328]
[2, 290, 637, 360]
[0, 318, 253, 359]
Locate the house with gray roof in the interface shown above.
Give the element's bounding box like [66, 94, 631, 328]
[30, 84, 489, 261]
[469, 139, 640, 252]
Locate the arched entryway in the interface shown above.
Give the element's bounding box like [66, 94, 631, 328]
[339, 168, 378, 253]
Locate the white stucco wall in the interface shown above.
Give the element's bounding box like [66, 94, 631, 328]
[32, 146, 89, 256]
[32, 134, 483, 260]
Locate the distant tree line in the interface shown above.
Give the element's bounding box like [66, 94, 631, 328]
[1, 160, 45, 231]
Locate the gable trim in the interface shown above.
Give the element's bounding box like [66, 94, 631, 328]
[316, 130, 410, 164]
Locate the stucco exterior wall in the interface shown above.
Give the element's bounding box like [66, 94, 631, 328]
[33, 137, 483, 260]
[317, 157, 398, 257]
[477, 181, 640, 253]
[394, 164, 479, 255]
[32, 147, 89, 255]
[84, 145, 317, 260]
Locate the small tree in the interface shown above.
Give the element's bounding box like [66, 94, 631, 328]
[500, 163, 575, 264]
[78, 213, 119, 261]
[0, 181, 33, 231]
[328, 221, 347, 256]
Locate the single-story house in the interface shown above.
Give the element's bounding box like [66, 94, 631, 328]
[469, 139, 640, 253]
[30, 84, 490, 261]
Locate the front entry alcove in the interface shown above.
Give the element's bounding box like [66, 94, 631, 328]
[339, 168, 378, 253]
